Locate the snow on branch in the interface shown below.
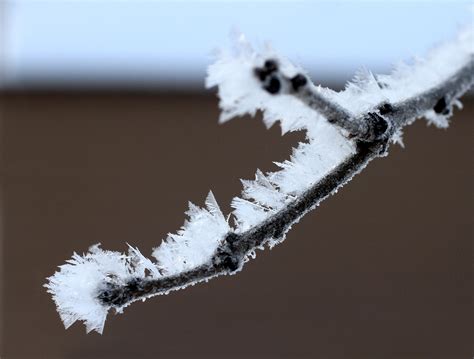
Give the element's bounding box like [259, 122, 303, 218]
[45, 27, 474, 334]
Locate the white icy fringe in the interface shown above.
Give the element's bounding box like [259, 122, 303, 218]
[45, 191, 229, 333]
[324, 26, 473, 121]
[152, 191, 230, 275]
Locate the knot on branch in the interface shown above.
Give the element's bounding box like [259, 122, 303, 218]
[361, 112, 390, 142]
[212, 232, 244, 273]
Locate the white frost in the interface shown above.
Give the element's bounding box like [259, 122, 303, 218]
[45, 244, 145, 334]
[45, 191, 229, 333]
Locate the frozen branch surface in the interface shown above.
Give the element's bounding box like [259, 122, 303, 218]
[46, 28, 474, 334]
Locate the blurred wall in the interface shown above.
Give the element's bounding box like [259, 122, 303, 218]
[0, 91, 472, 358]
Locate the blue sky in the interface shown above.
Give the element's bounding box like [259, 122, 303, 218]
[1, 1, 472, 88]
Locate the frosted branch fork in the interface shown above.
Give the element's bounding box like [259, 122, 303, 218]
[45, 28, 474, 334]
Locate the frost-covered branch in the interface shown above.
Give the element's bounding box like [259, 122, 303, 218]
[46, 27, 473, 334]
[253, 59, 386, 142]
[388, 59, 473, 129]
[257, 54, 473, 141]
[254, 60, 354, 130]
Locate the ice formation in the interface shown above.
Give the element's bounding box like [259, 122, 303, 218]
[46, 245, 137, 334]
[45, 191, 230, 333]
[46, 26, 473, 333]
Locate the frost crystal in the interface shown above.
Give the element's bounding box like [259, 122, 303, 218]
[152, 191, 229, 275]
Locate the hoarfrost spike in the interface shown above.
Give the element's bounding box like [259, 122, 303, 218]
[255, 169, 274, 188]
[205, 190, 226, 221]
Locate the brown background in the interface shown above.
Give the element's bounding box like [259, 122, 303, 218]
[0, 91, 472, 358]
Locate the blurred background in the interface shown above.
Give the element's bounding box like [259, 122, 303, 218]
[0, 1, 472, 358]
[1, 0, 473, 88]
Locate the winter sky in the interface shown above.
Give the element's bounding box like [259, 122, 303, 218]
[1, 0, 472, 88]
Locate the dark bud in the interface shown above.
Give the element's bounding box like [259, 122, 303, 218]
[290, 74, 307, 91]
[264, 76, 281, 94]
[264, 59, 278, 73]
[254, 59, 281, 94]
[254, 68, 268, 81]
[433, 97, 450, 115]
[378, 103, 394, 115]
[254, 59, 278, 81]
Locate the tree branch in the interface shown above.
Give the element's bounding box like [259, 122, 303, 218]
[45, 28, 473, 333]
[97, 56, 473, 311]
